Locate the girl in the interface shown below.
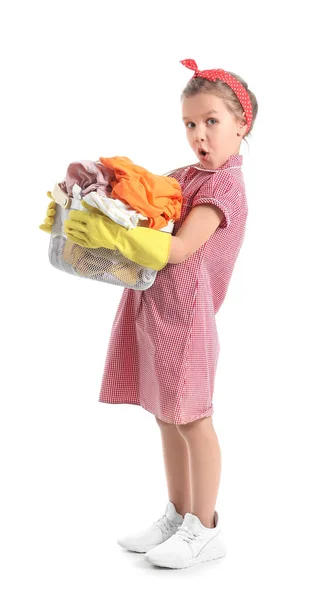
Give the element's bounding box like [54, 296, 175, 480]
[40, 59, 258, 570]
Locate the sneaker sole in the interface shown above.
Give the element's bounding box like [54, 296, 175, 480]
[144, 541, 226, 568]
[117, 541, 163, 553]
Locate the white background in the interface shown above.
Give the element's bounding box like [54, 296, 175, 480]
[1, 0, 315, 597]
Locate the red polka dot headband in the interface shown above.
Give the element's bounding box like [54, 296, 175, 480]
[180, 59, 253, 134]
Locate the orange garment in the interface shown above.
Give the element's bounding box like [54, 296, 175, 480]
[99, 156, 183, 230]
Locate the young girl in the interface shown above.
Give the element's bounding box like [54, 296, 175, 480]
[40, 59, 258, 570]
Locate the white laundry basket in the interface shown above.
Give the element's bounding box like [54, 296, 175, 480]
[48, 182, 174, 290]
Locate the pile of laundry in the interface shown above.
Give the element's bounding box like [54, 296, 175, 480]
[49, 156, 183, 289]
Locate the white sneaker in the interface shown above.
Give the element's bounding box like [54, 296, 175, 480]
[117, 501, 184, 553]
[144, 511, 226, 569]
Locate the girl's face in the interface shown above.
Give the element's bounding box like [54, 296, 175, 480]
[182, 93, 247, 169]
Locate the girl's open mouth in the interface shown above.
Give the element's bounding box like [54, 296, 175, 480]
[198, 149, 209, 158]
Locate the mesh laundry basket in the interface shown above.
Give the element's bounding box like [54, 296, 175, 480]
[48, 182, 174, 290]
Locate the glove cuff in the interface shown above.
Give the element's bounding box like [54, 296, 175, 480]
[119, 226, 172, 270]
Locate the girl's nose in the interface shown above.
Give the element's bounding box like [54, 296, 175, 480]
[195, 127, 205, 142]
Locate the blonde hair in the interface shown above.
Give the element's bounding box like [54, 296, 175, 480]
[164, 72, 258, 177]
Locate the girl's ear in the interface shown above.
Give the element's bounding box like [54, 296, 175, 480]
[237, 112, 248, 135]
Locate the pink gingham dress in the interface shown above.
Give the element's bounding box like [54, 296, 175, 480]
[99, 154, 248, 424]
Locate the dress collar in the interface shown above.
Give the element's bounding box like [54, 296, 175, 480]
[190, 154, 243, 172]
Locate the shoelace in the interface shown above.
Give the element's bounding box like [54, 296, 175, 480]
[152, 514, 180, 536]
[174, 525, 201, 543]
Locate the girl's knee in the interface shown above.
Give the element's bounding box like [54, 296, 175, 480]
[177, 415, 213, 437]
[155, 416, 176, 429]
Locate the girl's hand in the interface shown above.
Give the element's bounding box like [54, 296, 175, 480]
[63, 207, 118, 249]
[39, 192, 56, 233]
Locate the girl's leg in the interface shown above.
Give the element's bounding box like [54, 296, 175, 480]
[155, 416, 191, 517]
[177, 415, 221, 528]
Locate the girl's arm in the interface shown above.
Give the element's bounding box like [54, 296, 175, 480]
[168, 204, 224, 264]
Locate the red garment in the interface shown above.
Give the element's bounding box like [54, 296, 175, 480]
[99, 155, 248, 424]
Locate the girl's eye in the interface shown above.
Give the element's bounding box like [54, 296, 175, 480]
[186, 119, 217, 128]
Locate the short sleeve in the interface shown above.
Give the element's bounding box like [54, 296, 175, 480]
[192, 174, 242, 229]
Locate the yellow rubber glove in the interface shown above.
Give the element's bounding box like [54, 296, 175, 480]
[63, 203, 172, 271]
[39, 192, 56, 233]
